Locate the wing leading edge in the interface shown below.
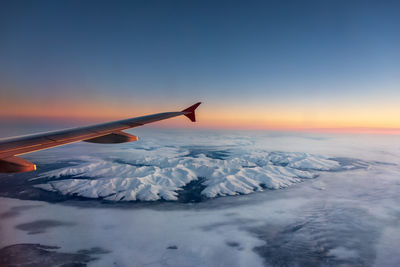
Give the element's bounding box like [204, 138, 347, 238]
[0, 102, 201, 173]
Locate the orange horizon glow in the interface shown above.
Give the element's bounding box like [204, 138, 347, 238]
[1, 1, 400, 137]
[1, 92, 399, 135]
[1, 102, 400, 135]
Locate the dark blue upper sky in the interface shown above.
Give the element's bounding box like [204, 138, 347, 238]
[1, 0, 399, 129]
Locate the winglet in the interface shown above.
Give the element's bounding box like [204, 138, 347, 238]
[181, 102, 201, 122]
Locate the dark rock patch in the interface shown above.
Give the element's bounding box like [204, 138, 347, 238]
[184, 146, 230, 160]
[177, 177, 207, 203]
[76, 247, 111, 255]
[0, 243, 95, 267]
[15, 219, 74, 235]
[226, 241, 240, 247]
[0, 205, 42, 219]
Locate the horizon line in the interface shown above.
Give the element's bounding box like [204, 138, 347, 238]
[0, 115, 399, 136]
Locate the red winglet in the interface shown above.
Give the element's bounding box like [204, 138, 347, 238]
[181, 102, 202, 122]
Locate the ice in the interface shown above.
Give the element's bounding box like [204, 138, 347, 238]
[35, 147, 360, 201]
[1, 130, 400, 266]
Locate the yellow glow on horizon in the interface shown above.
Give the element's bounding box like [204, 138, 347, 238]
[197, 105, 400, 129]
[1, 98, 400, 134]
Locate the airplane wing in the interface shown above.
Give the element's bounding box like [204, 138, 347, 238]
[0, 102, 201, 173]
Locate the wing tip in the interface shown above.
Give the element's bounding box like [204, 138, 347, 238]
[182, 102, 202, 122]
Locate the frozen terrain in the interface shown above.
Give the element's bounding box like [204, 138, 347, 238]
[27, 129, 373, 202]
[34, 151, 348, 201]
[1, 129, 400, 266]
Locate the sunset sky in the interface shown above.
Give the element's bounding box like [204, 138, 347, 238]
[1, 0, 399, 133]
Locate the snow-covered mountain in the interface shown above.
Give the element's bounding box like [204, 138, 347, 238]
[34, 146, 365, 201]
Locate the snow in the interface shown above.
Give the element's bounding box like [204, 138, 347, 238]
[35, 148, 358, 201]
[1, 130, 400, 267]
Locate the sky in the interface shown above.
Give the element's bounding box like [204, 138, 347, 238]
[1, 0, 399, 133]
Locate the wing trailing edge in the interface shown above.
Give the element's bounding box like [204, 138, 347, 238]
[0, 102, 201, 173]
[84, 131, 138, 144]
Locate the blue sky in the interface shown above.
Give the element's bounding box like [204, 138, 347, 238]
[1, 0, 399, 130]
